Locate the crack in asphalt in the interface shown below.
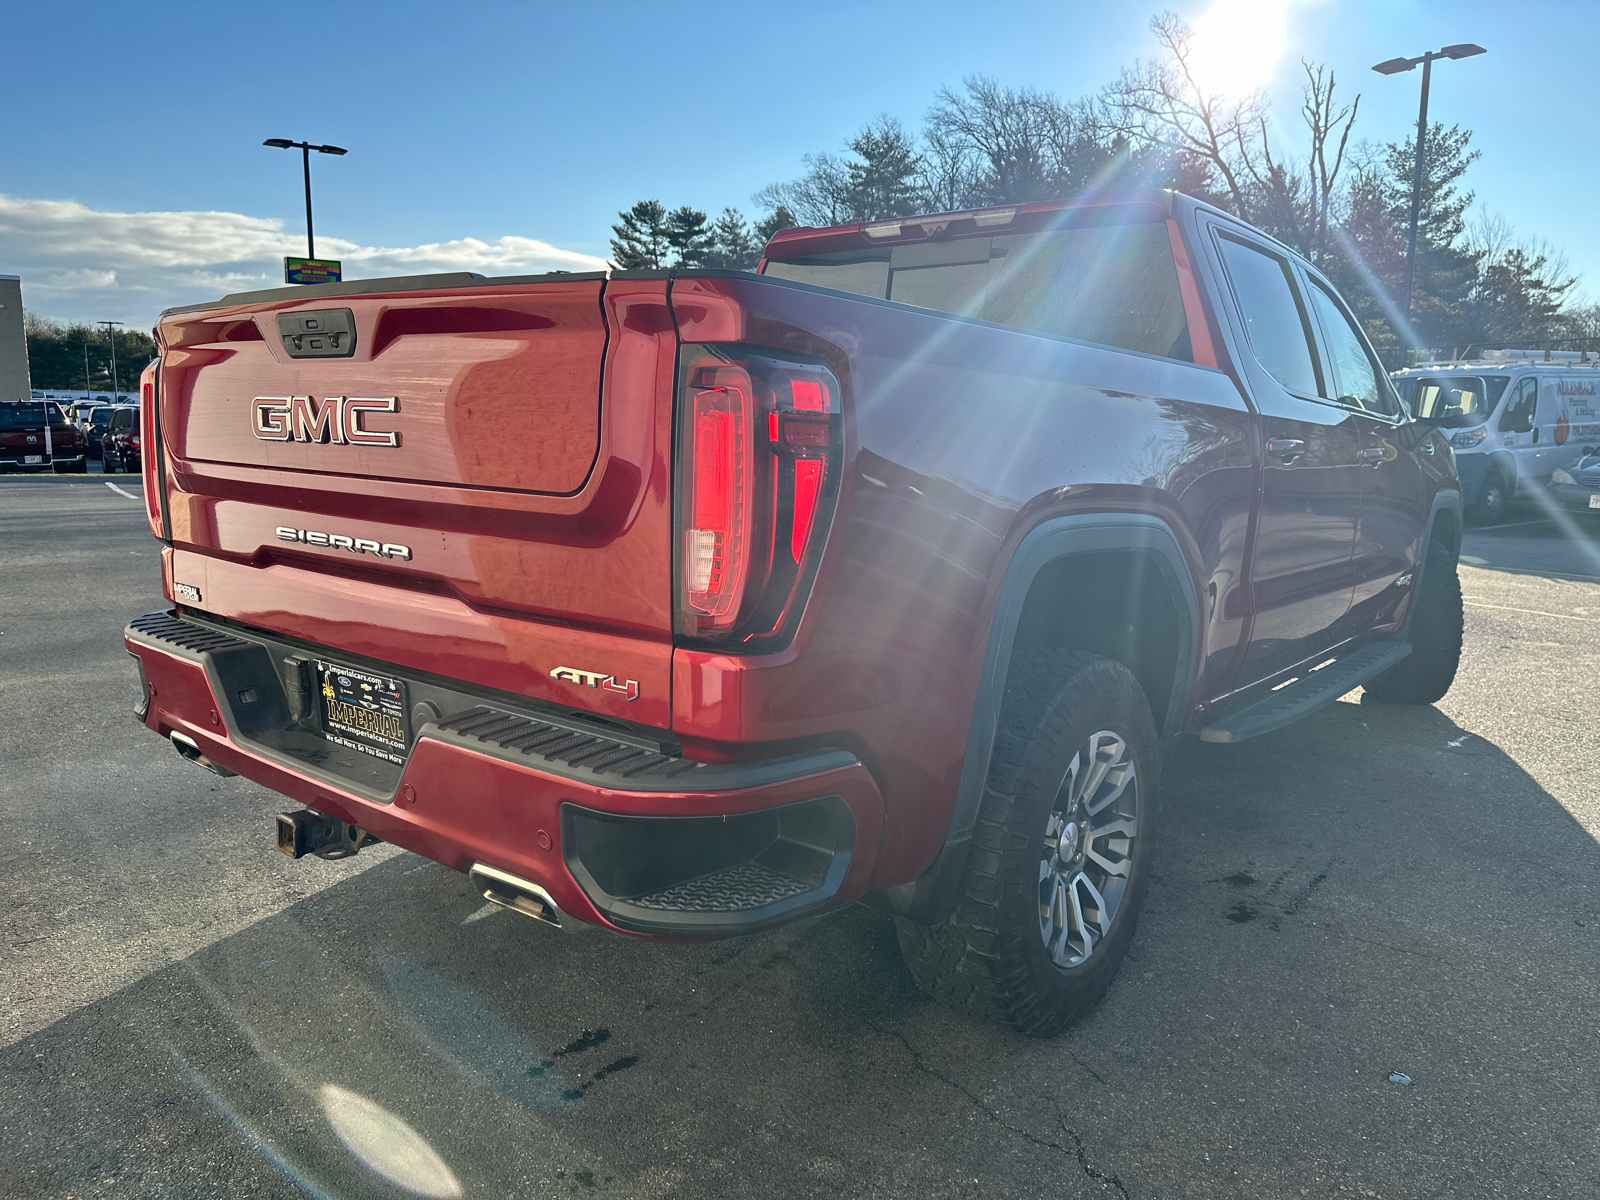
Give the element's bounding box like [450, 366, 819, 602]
[889, 1030, 1130, 1198]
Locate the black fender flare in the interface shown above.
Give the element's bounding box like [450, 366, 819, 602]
[868, 512, 1199, 925]
[1398, 488, 1464, 642]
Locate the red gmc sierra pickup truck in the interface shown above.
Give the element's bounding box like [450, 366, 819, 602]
[125, 190, 1463, 1035]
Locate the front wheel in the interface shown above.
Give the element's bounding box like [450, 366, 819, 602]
[896, 648, 1158, 1037]
[1470, 472, 1510, 525]
[1363, 541, 1463, 705]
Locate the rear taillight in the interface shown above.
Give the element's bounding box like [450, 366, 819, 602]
[676, 348, 842, 647]
[140, 366, 164, 540]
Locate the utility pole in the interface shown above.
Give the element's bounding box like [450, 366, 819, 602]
[98, 320, 123, 401]
[83, 339, 91, 400]
[1372, 43, 1487, 322]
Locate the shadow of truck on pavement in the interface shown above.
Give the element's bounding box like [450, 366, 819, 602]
[3, 699, 1598, 1200]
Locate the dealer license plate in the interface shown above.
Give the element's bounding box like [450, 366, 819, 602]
[317, 661, 410, 764]
[1589, 494, 1600, 509]
[24, 455, 42, 465]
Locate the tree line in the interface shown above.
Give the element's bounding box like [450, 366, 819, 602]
[22, 313, 158, 394]
[610, 11, 1594, 361]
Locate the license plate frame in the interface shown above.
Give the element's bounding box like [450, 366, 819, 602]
[316, 660, 411, 765]
[24, 455, 42, 465]
[1589, 494, 1600, 510]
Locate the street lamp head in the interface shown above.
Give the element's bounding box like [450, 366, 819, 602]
[313, 144, 348, 156]
[1441, 43, 1487, 59]
[1372, 56, 1417, 75]
[263, 138, 295, 149]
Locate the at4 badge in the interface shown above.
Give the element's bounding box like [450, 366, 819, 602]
[549, 666, 640, 702]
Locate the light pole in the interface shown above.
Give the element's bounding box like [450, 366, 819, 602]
[262, 138, 348, 259]
[98, 320, 123, 401]
[1372, 44, 1487, 322]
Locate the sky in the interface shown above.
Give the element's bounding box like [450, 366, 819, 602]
[3, 0, 1595, 332]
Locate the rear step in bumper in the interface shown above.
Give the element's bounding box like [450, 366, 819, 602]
[1199, 640, 1412, 743]
[125, 610, 884, 937]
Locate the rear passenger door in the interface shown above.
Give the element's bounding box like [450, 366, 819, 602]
[1208, 229, 1362, 681]
[1301, 275, 1428, 627]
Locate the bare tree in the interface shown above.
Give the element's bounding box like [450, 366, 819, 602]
[1105, 11, 1265, 218]
[924, 76, 1128, 206]
[754, 152, 854, 228]
[1301, 62, 1359, 266]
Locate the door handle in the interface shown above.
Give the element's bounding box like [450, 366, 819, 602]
[1266, 438, 1306, 464]
[1357, 446, 1387, 466]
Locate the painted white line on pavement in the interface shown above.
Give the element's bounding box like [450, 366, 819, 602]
[1463, 600, 1600, 622]
[104, 481, 140, 500]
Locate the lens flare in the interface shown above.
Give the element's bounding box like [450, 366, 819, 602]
[1187, 0, 1292, 97]
[320, 1084, 463, 1198]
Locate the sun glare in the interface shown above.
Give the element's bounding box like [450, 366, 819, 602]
[1187, 0, 1292, 98]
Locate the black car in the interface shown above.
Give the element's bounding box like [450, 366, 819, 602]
[83, 407, 115, 460]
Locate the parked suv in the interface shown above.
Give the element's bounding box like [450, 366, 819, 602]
[125, 191, 1463, 1034]
[101, 406, 141, 473]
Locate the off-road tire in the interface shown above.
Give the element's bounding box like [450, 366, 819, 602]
[1470, 471, 1510, 525]
[1362, 541, 1463, 705]
[895, 648, 1159, 1037]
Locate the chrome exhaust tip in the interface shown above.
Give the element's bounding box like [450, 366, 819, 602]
[170, 731, 236, 777]
[468, 863, 584, 933]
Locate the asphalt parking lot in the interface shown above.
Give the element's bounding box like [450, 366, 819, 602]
[2, 475, 1597, 1199]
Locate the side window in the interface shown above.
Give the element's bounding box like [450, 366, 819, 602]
[112, 409, 132, 431]
[1214, 234, 1321, 397]
[1499, 378, 1537, 433]
[1306, 282, 1400, 417]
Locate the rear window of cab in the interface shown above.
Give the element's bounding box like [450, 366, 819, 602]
[763, 211, 1192, 362]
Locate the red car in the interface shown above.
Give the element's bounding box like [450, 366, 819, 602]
[1, 401, 86, 472]
[101, 406, 142, 473]
[125, 190, 1463, 1034]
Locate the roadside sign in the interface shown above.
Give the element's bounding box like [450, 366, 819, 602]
[284, 257, 342, 285]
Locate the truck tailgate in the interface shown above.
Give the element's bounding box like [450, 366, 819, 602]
[155, 276, 678, 727]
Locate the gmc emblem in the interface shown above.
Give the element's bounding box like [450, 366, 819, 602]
[550, 666, 640, 702]
[252, 396, 399, 447]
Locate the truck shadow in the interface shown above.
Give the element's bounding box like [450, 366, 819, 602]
[5, 699, 1599, 1199]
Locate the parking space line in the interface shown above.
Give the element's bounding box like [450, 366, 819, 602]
[104, 481, 140, 501]
[1463, 599, 1599, 622]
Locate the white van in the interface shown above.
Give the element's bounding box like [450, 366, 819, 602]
[1392, 352, 1600, 523]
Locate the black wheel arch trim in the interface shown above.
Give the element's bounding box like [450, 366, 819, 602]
[1400, 488, 1464, 642]
[866, 512, 1199, 925]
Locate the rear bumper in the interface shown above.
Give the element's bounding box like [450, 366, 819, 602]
[124, 610, 883, 938]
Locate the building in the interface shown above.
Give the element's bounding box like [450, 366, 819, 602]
[0, 276, 30, 401]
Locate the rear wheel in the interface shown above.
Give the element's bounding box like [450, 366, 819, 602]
[896, 648, 1158, 1037]
[1363, 541, 1463, 705]
[104, 448, 120, 474]
[1470, 471, 1510, 525]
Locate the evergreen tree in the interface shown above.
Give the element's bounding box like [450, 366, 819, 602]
[1464, 247, 1575, 347]
[1383, 123, 1482, 345]
[703, 209, 760, 270]
[843, 119, 923, 220]
[664, 206, 712, 267]
[610, 200, 669, 269]
[754, 204, 799, 245]
[23, 314, 157, 392]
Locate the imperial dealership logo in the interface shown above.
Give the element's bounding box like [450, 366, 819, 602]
[252, 396, 399, 446]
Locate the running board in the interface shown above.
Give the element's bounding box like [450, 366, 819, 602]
[1199, 641, 1412, 744]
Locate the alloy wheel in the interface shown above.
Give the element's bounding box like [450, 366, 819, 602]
[1038, 729, 1139, 968]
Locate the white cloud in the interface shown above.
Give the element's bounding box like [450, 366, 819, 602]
[0, 193, 609, 328]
